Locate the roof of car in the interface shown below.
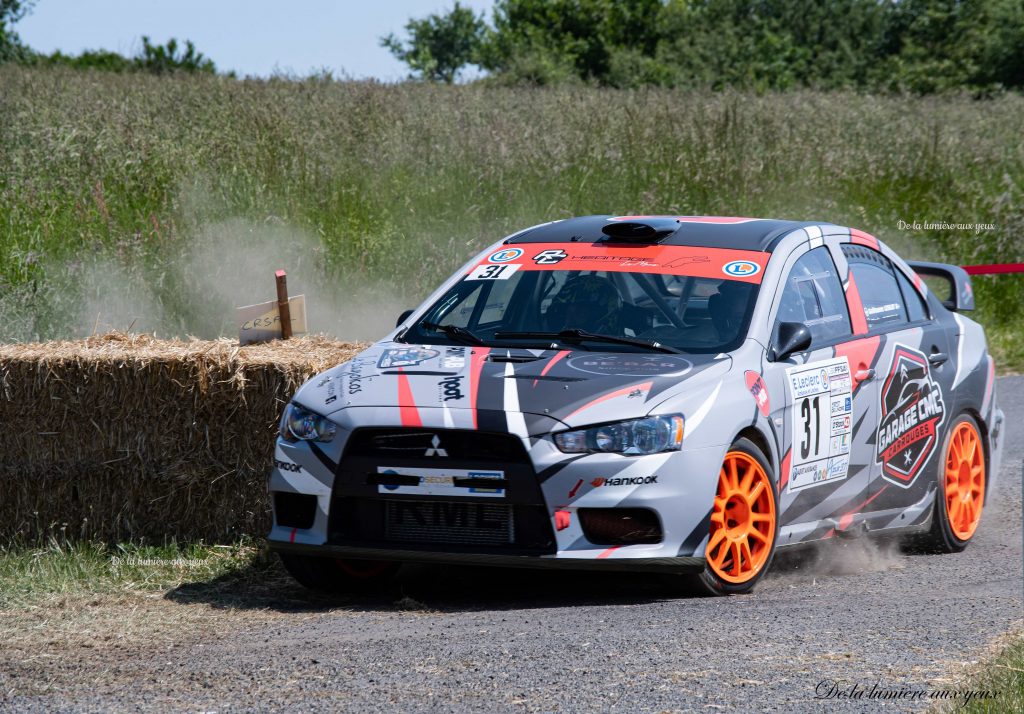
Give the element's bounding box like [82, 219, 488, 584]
[504, 215, 832, 252]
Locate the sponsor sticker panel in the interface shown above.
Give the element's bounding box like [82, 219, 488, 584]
[786, 357, 854, 492]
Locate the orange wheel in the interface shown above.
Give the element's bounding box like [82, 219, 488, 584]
[943, 420, 985, 541]
[706, 451, 777, 584]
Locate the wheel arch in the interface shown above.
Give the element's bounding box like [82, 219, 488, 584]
[960, 407, 991, 496]
[734, 426, 778, 484]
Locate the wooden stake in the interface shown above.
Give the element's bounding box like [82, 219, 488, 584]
[275, 270, 292, 340]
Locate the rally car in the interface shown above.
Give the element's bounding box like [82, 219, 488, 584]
[268, 216, 1004, 595]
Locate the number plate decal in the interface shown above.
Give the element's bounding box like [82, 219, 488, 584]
[377, 467, 506, 497]
[466, 264, 521, 280]
[785, 357, 853, 492]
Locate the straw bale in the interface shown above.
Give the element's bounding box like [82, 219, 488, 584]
[0, 332, 367, 543]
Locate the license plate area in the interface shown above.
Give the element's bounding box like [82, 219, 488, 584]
[385, 500, 515, 545]
[373, 466, 506, 498]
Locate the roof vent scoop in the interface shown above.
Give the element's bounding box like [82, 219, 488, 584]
[600, 217, 681, 242]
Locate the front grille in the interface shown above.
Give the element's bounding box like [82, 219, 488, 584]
[385, 500, 514, 545]
[330, 428, 554, 554]
[345, 428, 527, 463]
[330, 498, 555, 554]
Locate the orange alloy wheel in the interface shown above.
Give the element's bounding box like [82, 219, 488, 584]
[944, 421, 986, 541]
[706, 451, 776, 584]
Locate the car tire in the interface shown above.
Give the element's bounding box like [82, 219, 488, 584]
[912, 413, 987, 554]
[665, 438, 780, 596]
[279, 553, 400, 593]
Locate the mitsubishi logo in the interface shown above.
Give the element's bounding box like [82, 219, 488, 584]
[424, 434, 448, 457]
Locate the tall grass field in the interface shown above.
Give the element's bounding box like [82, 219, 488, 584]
[1, 67, 1022, 365]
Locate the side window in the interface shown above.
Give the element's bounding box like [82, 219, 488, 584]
[896, 269, 930, 322]
[842, 246, 909, 330]
[775, 247, 852, 346]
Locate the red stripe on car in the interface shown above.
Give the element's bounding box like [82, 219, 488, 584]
[396, 368, 422, 427]
[849, 228, 880, 250]
[469, 347, 491, 429]
[845, 271, 869, 335]
[534, 350, 570, 388]
[779, 449, 792, 490]
[597, 546, 621, 559]
[566, 381, 653, 419]
[835, 335, 882, 392]
[838, 486, 888, 531]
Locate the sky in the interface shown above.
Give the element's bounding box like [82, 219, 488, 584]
[17, 0, 496, 81]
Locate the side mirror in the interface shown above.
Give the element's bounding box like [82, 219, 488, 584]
[770, 322, 812, 361]
[396, 309, 414, 328]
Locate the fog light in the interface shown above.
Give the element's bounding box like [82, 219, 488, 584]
[578, 508, 662, 545]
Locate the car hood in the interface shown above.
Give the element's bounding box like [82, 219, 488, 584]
[293, 341, 733, 430]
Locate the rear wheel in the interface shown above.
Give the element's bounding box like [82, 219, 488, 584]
[279, 553, 399, 593]
[915, 414, 986, 553]
[667, 438, 779, 596]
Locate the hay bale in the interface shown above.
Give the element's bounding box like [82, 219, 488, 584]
[0, 332, 367, 543]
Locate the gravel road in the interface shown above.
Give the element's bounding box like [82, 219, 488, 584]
[6, 379, 1023, 713]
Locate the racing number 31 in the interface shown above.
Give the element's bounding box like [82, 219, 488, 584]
[800, 396, 822, 460]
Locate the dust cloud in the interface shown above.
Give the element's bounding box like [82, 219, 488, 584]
[775, 535, 907, 579]
[79, 218, 413, 342]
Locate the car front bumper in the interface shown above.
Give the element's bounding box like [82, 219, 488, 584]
[269, 540, 707, 574]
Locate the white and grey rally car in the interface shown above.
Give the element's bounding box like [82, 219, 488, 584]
[269, 216, 1004, 595]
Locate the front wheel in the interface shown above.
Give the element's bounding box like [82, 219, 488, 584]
[665, 438, 780, 596]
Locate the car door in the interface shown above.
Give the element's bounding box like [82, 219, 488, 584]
[839, 245, 952, 528]
[767, 245, 875, 542]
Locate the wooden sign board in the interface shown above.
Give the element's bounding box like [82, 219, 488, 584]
[237, 294, 307, 345]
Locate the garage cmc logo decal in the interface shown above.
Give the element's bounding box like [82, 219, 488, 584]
[876, 345, 946, 488]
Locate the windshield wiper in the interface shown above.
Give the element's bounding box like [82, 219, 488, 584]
[494, 329, 682, 354]
[420, 321, 486, 346]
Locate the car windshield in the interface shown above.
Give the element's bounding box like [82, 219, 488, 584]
[398, 244, 763, 353]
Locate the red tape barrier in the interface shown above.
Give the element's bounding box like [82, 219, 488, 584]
[962, 263, 1024, 275]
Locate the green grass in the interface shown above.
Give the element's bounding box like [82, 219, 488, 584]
[1, 67, 1022, 365]
[935, 634, 1024, 712]
[0, 537, 264, 606]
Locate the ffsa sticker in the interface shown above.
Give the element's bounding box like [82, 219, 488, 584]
[786, 357, 853, 492]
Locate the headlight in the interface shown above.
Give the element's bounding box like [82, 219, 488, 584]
[553, 415, 684, 456]
[281, 404, 337, 443]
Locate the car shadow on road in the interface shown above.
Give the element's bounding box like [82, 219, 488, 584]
[165, 551, 710, 614]
[164, 538, 905, 615]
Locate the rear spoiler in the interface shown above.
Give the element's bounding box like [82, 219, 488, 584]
[907, 261, 974, 312]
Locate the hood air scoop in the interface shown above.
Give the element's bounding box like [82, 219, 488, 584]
[601, 218, 681, 243]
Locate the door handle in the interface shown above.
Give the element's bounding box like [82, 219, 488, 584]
[855, 369, 875, 382]
[928, 352, 949, 366]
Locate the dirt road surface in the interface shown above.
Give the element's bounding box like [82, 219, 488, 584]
[3, 379, 1022, 713]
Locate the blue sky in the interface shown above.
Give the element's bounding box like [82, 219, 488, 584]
[18, 1, 495, 80]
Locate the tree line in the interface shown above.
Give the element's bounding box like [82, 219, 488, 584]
[382, 0, 1024, 93]
[0, 1, 216, 74]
